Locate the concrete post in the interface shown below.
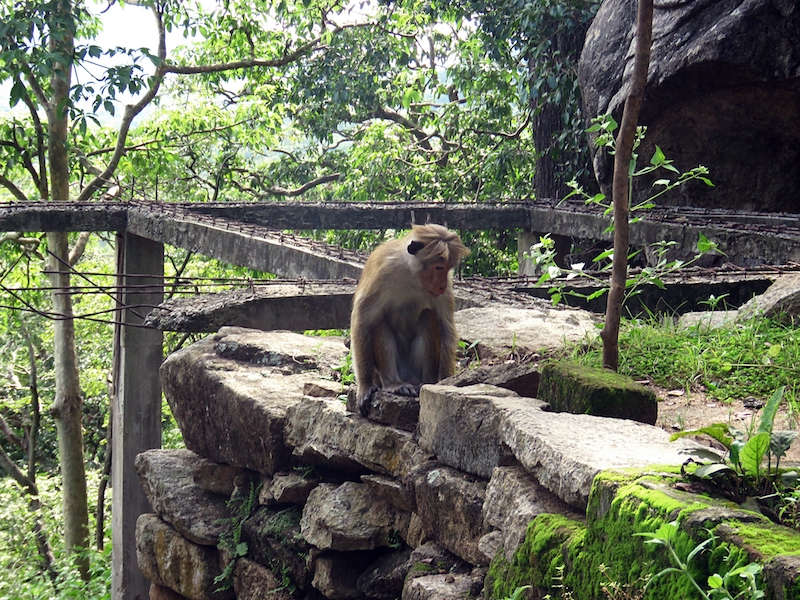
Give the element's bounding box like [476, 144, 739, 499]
[112, 233, 163, 600]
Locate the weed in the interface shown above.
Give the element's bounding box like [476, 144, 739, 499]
[333, 351, 356, 388]
[637, 521, 764, 600]
[215, 480, 261, 591]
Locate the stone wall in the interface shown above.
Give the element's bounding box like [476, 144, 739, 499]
[136, 327, 800, 600]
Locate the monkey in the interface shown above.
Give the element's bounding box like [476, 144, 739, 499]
[350, 224, 469, 416]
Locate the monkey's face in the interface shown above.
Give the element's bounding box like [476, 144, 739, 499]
[418, 259, 453, 298]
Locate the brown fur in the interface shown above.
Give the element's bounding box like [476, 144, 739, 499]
[350, 224, 469, 415]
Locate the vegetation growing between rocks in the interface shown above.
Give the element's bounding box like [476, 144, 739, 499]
[488, 472, 778, 600]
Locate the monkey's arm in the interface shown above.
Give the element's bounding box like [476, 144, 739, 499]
[437, 305, 458, 380]
[350, 305, 379, 415]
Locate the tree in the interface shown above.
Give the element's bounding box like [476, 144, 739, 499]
[600, 0, 653, 370]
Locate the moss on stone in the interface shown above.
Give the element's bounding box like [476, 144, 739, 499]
[717, 520, 800, 558]
[486, 514, 585, 599]
[487, 469, 800, 600]
[538, 360, 657, 424]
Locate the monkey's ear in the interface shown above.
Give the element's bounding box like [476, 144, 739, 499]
[407, 241, 426, 255]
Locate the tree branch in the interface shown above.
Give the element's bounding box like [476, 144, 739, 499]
[261, 173, 342, 198]
[163, 22, 368, 76]
[76, 5, 169, 203]
[69, 232, 92, 266]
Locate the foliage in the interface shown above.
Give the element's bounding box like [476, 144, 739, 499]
[669, 387, 800, 531]
[637, 521, 764, 600]
[215, 480, 261, 592]
[572, 114, 713, 215]
[561, 313, 800, 407]
[527, 114, 718, 308]
[671, 387, 798, 482]
[527, 231, 719, 308]
[0, 472, 111, 600]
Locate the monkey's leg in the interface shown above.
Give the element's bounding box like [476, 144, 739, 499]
[374, 320, 419, 397]
[411, 308, 442, 385]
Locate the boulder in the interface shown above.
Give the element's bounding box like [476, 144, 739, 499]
[135, 449, 234, 546]
[346, 389, 421, 432]
[232, 558, 294, 600]
[579, 0, 800, 213]
[410, 462, 487, 565]
[285, 396, 431, 477]
[160, 327, 347, 475]
[401, 574, 474, 600]
[737, 272, 800, 322]
[240, 506, 314, 592]
[419, 384, 702, 510]
[136, 513, 232, 600]
[454, 304, 600, 359]
[356, 548, 414, 600]
[311, 552, 375, 600]
[259, 470, 321, 506]
[538, 361, 658, 425]
[418, 384, 545, 479]
[482, 465, 582, 561]
[300, 482, 409, 551]
[440, 362, 541, 398]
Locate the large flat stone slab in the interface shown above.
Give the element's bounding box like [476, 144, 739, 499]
[420, 385, 702, 510]
[454, 304, 599, 357]
[160, 327, 347, 474]
[135, 449, 233, 546]
[285, 396, 431, 477]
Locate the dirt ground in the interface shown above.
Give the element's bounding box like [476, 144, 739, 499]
[651, 384, 800, 465]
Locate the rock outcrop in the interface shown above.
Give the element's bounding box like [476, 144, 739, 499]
[579, 0, 800, 213]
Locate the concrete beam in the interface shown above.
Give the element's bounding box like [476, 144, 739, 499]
[144, 283, 357, 332]
[177, 200, 530, 230]
[126, 207, 365, 279]
[0, 201, 127, 232]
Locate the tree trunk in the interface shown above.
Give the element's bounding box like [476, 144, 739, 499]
[532, 20, 594, 268]
[46, 0, 91, 577]
[47, 233, 91, 577]
[600, 0, 653, 371]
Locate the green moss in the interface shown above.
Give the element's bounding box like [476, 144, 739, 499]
[487, 514, 585, 599]
[486, 471, 800, 600]
[539, 360, 657, 424]
[720, 520, 800, 557]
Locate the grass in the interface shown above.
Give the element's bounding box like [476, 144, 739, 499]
[560, 313, 800, 411]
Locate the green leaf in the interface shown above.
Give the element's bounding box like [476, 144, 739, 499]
[757, 386, 785, 435]
[696, 233, 716, 254]
[707, 574, 723, 589]
[679, 446, 725, 462]
[739, 432, 770, 477]
[586, 289, 607, 301]
[770, 431, 798, 461]
[671, 424, 733, 450]
[650, 145, 667, 166]
[9, 78, 25, 107]
[593, 249, 614, 263]
[695, 463, 735, 478]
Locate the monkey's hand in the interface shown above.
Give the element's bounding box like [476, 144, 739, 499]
[384, 382, 421, 397]
[357, 385, 378, 417]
